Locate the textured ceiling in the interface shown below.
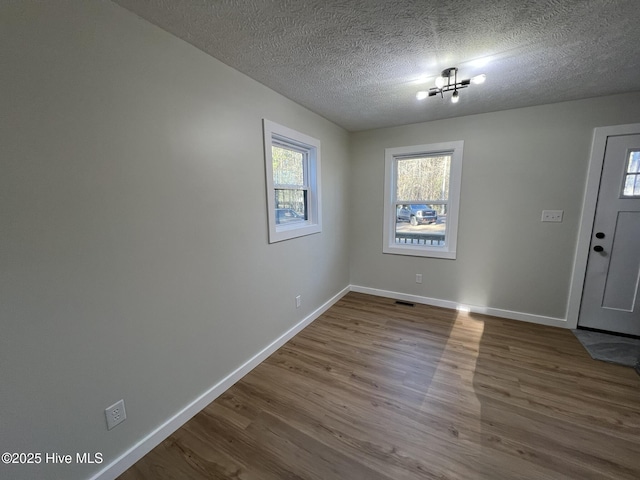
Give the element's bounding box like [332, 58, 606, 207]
[113, 0, 640, 131]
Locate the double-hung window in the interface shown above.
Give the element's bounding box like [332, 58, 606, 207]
[383, 141, 463, 259]
[263, 120, 321, 243]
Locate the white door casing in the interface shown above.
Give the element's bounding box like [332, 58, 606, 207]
[567, 124, 640, 331]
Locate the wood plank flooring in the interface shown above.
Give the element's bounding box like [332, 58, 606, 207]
[119, 292, 640, 479]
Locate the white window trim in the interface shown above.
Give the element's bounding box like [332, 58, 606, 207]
[383, 141, 464, 259]
[263, 119, 322, 243]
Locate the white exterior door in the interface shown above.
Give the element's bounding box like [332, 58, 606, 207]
[578, 134, 640, 335]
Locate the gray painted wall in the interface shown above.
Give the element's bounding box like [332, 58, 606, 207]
[350, 93, 640, 320]
[0, 1, 349, 479]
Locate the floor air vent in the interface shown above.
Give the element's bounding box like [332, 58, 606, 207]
[395, 300, 415, 307]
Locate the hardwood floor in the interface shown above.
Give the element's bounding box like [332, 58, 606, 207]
[119, 292, 640, 479]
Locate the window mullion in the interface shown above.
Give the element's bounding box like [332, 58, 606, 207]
[275, 184, 309, 190]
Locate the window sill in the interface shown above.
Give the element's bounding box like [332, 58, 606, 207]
[270, 222, 321, 243]
[383, 244, 457, 259]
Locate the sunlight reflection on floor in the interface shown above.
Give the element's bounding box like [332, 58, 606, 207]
[422, 310, 486, 466]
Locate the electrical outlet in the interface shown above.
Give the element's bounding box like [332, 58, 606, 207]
[105, 399, 126, 430]
[541, 210, 563, 222]
[416, 274, 423, 284]
[295, 295, 301, 308]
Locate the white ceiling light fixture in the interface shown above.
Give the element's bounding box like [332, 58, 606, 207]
[416, 67, 486, 104]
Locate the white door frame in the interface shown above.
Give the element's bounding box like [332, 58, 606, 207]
[566, 122, 640, 329]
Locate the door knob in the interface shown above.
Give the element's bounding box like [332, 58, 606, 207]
[595, 232, 605, 239]
[593, 245, 604, 252]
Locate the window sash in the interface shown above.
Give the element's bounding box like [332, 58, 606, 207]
[274, 189, 308, 219]
[272, 144, 308, 189]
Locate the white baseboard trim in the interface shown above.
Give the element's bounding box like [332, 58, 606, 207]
[89, 285, 350, 480]
[350, 285, 567, 328]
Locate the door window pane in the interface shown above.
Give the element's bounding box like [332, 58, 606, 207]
[623, 151, 640, 197]
[627, 151, 640, 173]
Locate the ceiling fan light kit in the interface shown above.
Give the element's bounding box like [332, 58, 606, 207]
[416, 67, 486, 104]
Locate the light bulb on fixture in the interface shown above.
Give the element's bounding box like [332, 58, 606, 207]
[451, 90, 459, 103]
[435, 76, 446, 89]
[471, 74, 486, 84]
[416, 91, 428, 100]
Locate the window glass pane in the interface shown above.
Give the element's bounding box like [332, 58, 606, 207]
[275, 189, 307, 224]
[394, 203, 446, 246]
[396, 155, 451, 202]
[632, 175, 640, 196]
[272, 146, 304, 186]
[621, 151, 640, 197]
[395, 156, 450, 246]
[623, 175, 635, 196]
[627, 151, 640, 173]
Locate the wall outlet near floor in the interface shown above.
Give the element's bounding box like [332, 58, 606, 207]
[541, 210, 564, 222]
[295, 295, 301, 308]
[416, 274, 423, 284]
[105, 399, 127, 430]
